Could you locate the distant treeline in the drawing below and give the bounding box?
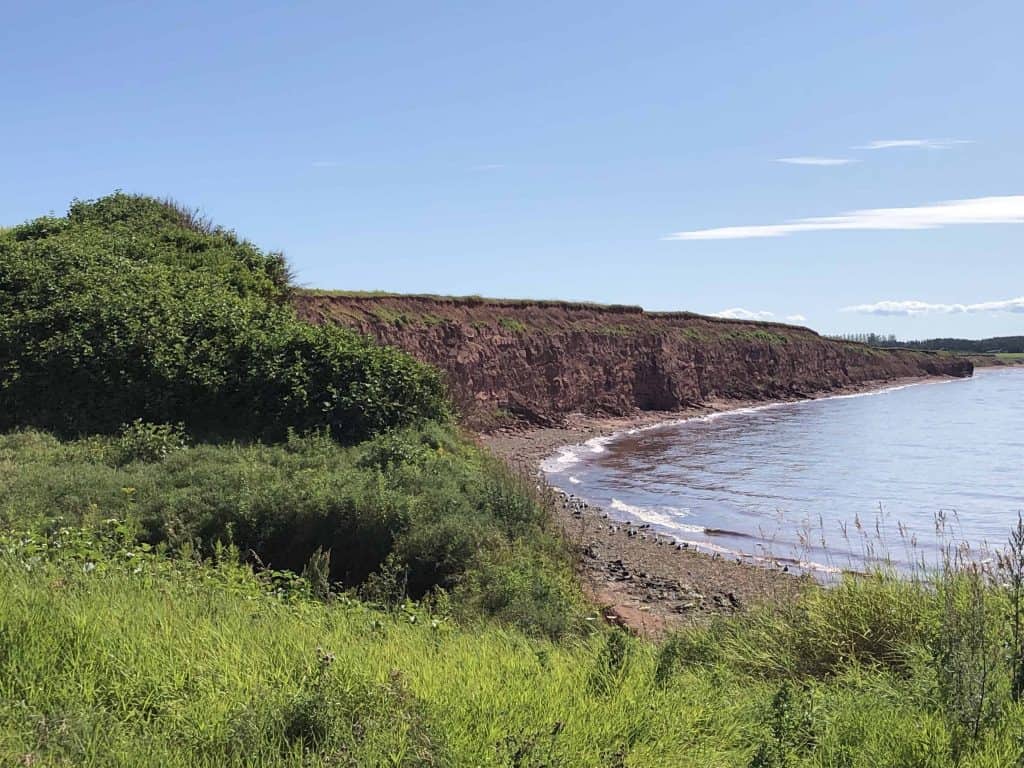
[831,333,1024,353]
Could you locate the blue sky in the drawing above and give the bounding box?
[3,1,1022,338]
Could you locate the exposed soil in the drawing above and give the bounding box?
[296,291,972,429]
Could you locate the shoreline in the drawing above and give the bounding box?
[482,374,964,637]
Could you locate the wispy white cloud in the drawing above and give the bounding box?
[712,308,776,321]
[854,138,973,150]
[666,195,1024,241]
[843,297,1024,316]
[472,163,505,171]
[785,314,808,324]
[775,156,857,166]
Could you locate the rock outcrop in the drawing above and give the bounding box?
[295,292,974,427]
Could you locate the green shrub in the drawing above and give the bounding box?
[933,564,1010,758]
[114,419,187,465]
[654,627,723,686]
[498,317,527,333]
[747,682,820,768]
[0,193,448,442]
[455,541,585,638]
[589,630,634,695]
[0,426,584,636]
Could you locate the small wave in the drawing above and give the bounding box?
[672,538,738,556]
[761,553,845,576]
[671,542,844,575]
[539,434,614,473]
[603,501,847,576]
[609,498,704,533]
[540,376,962,473]
[703,526,755,539]
[602,499,847,576]
[541,377,964,474]
[796,559,844,575]
[609,498,650,516]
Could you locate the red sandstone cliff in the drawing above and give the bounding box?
[295,292,974,427]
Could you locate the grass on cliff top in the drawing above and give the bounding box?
[299,289,834,344]
[300,288,645,314]
[6,524,1024,766]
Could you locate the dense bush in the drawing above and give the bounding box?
[0,425,584,637]
[0,193,447,441]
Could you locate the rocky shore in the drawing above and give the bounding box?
[549,488,807,637]
[482,377,958,637]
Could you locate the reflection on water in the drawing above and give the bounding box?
[543,369,1024,574]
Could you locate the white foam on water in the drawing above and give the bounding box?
[797,559,844,575]
[599,497,853,576]
[542,377,961,475]
[609,498,704,533]
[541,376,970,578]
[665,539,844,576]
[539,433,615,472]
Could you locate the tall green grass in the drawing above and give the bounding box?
[0,425,585,638]
[4,529,1024,766]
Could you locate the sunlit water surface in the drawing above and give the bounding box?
[543,369,1024,574]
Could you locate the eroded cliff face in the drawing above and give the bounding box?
[295,293,973,427]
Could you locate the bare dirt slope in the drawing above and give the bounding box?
[296,292,972,428]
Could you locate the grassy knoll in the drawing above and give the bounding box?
[0,194,446,441]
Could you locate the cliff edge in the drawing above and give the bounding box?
[295,292,974,428]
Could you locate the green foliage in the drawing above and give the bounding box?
[729,329,789,345]
[653,627,722,685]
[301,547,333,600]
[589,630,634,695]
[0,193,447,442]
[498,317,527,333]
[0,426,585,637]
[113,419,187,465]
[732,574,932,678]
[455,540,584,639]
[369,306,412,326]
[418,313,444,327]
[747,682,820,768]
[678,327,712,342]
[835,333,1024,354]
[593,322,635,337]
[934,566,1007,758]
[7,539,1024,766]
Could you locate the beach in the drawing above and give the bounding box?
[482,376,950,636]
